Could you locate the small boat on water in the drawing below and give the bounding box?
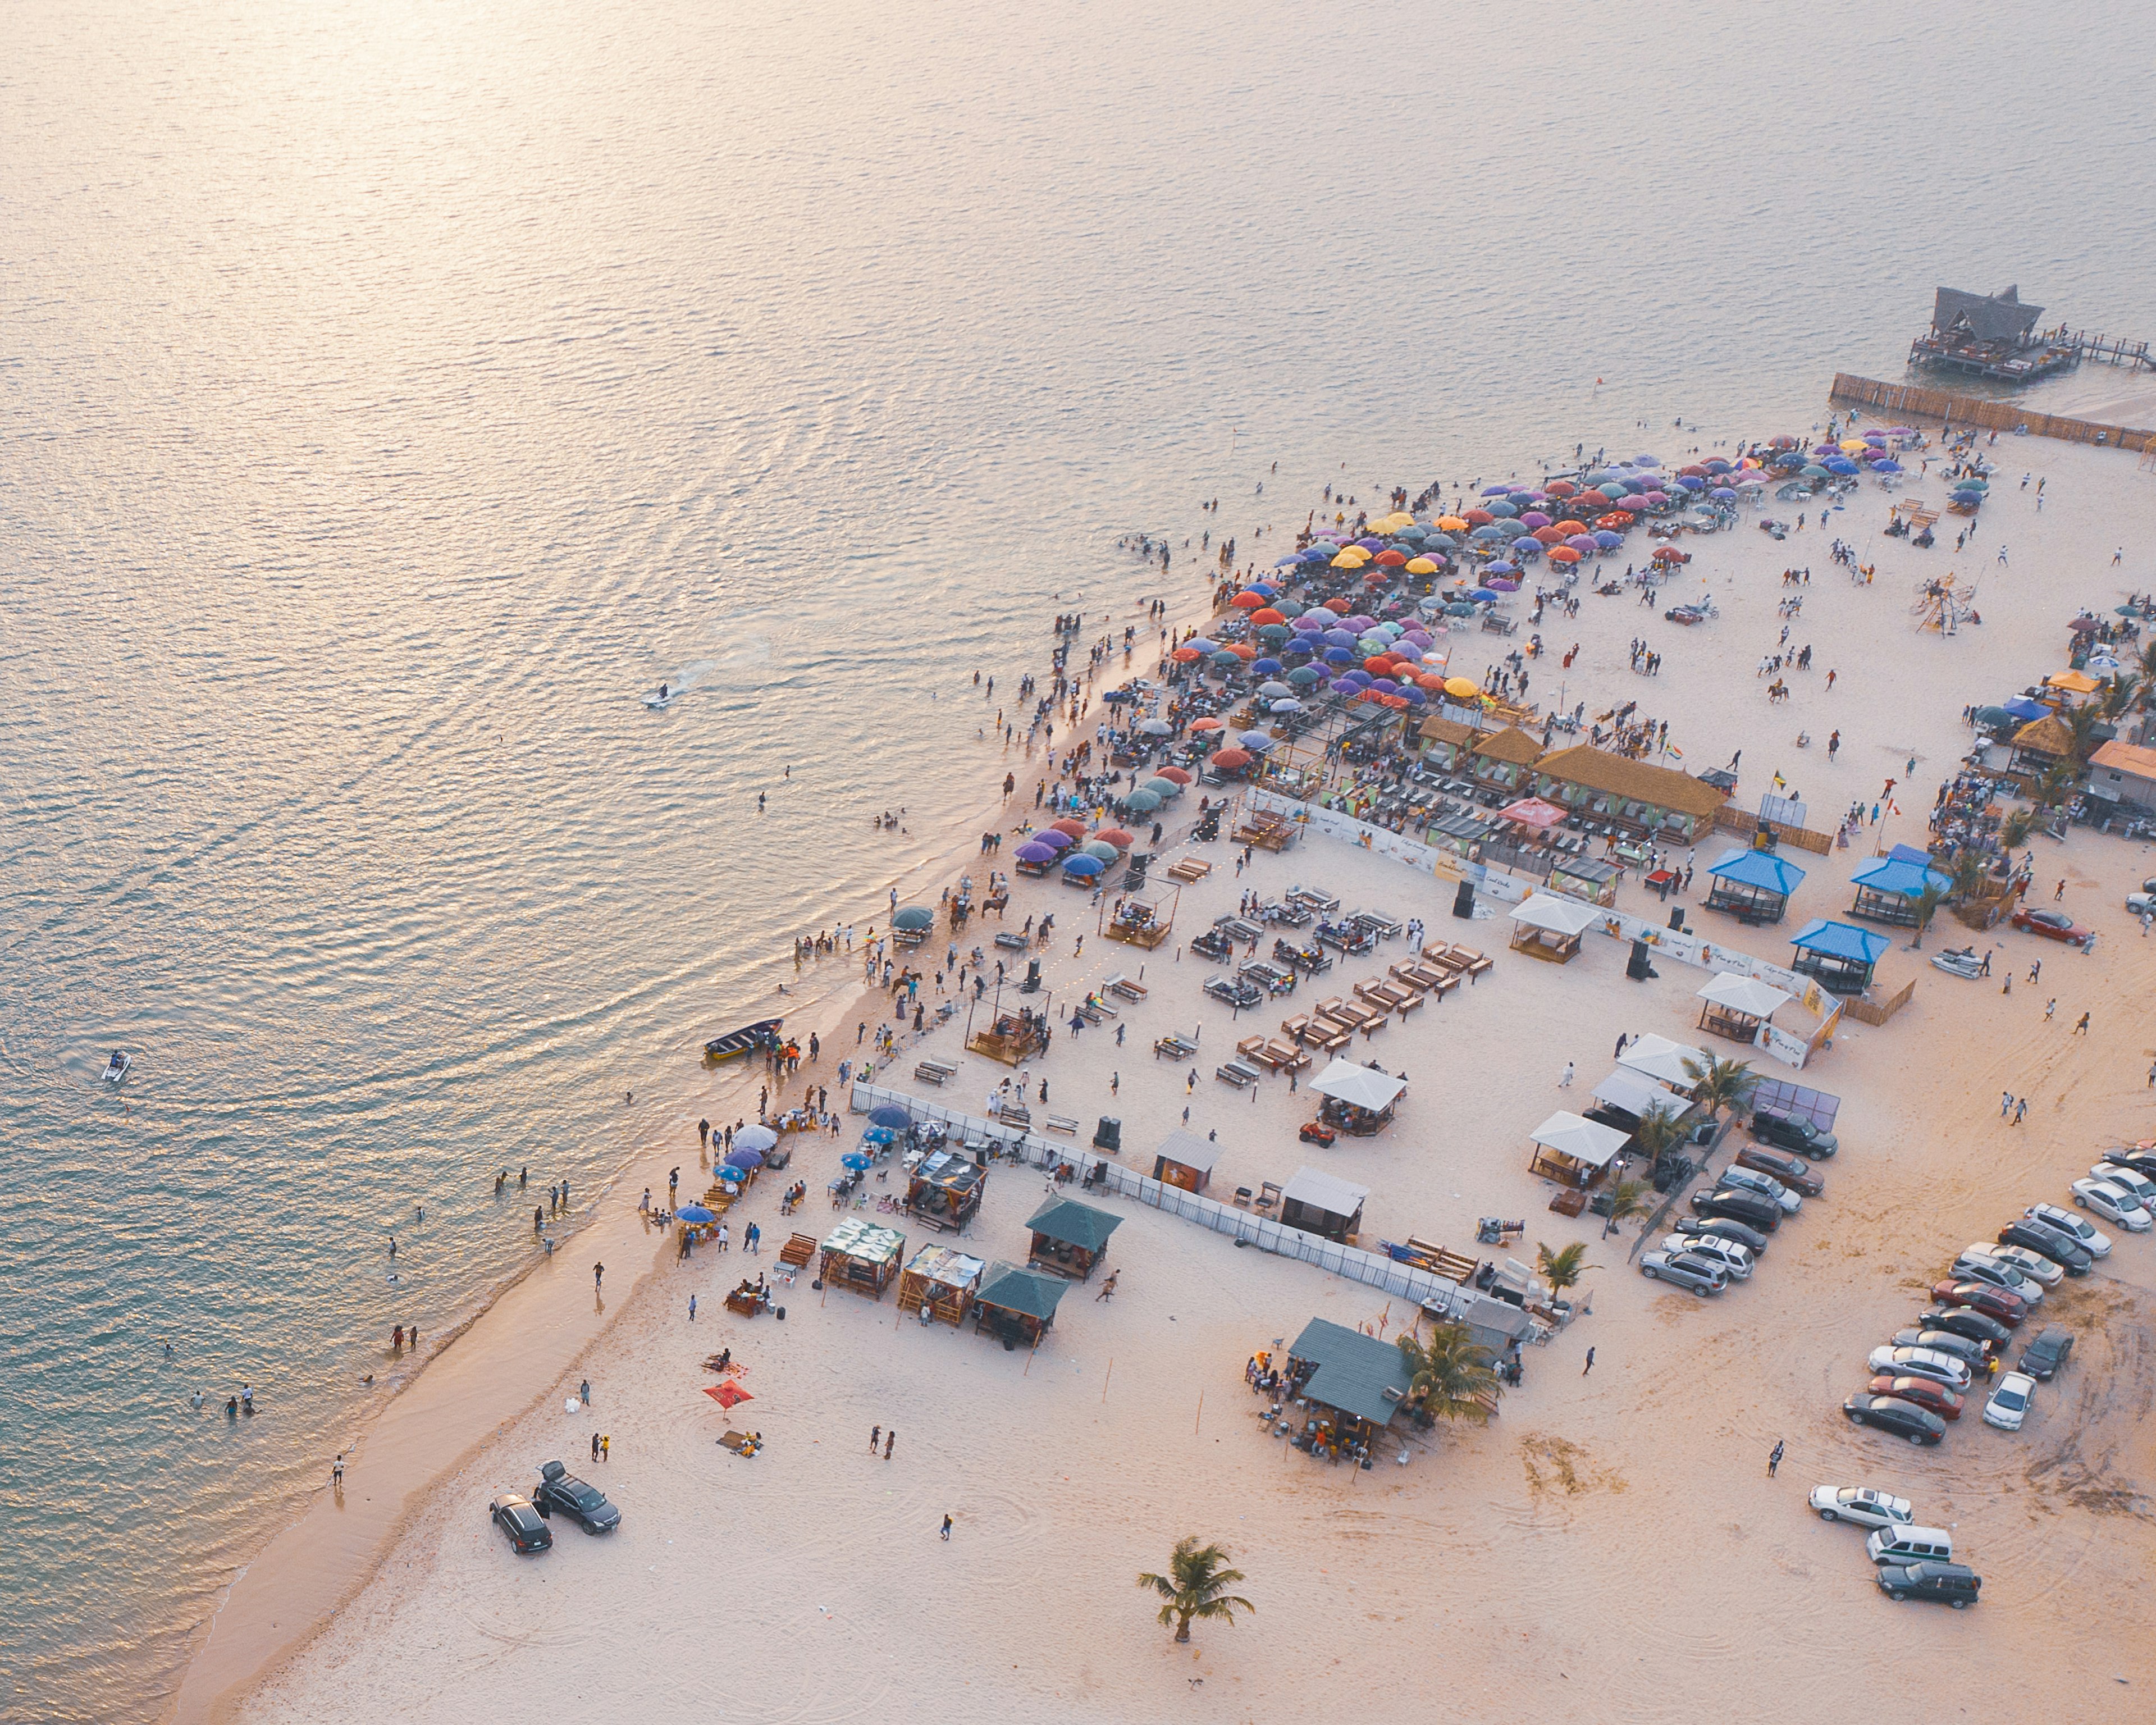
[104,1049,132,1085]
[643,683,683,710]
[703,1017,783,1062]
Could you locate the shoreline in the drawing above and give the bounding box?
[168,588,1214,1724]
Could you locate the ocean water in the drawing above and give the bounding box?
[2,1,2152,1715]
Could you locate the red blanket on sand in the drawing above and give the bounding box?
[702,1383,753,1409]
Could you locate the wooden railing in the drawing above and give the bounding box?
[1830,373,2156,453]
[1844,976,1917,1025]
[1712,803,1834,854]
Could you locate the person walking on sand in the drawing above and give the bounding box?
[2029,959,2041,984]
[1768,1439,1784,1478]
[1582,1347,1596,1376]
[592,1431,602,1462]
[2074,1011,2091,1036]
[1999,1091,2012,1117]
[885,1430,896,1460]
[1095,1270,1120,1302]
[333,1453,345,1486]
[2045,998,2057,1021]
[688,1293,698,1320]
[2012,1098,2027,1125]
[870,1425,881,1454]
[1559,1060,1575,1088]
[593,1262,605,1292]
[940,1513,953,1541]
[1614,1032,1628,1058]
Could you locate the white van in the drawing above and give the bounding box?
[1867,1525,1954,1566]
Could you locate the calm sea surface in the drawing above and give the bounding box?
[2,2,2151,1715]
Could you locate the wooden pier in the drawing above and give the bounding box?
[1829,373,2156,455]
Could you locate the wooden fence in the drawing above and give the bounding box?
[1713,803,1835,854]
[1844,976,1917,1025]
[1829,373,2156,453]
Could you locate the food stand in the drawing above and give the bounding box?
[891,905,936,948]
[1151,1129,1221,1193]
[1703,848,1805,924]
[1279,1167,1369,1245]
[1282,1316,1409,1463]
[972,1261,1069,1348]
[905,1147,985,1233]
[1526,1111,1629,1190]
[818,1217,906,1299]
[1508,892,1602,962]
[1695,972,1792,1044]
[896,1244,985,1326]
[1307,1057,1407,1137]
[1026,1195,1122,1280]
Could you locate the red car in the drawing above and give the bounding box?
[2011,906,2091,946]
[1867,1375,1965,1421]
[1930,1279,2029,1326]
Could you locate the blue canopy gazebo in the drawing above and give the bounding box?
[1848,855,1953,927]
[1789,919,1891,994]
[1703,848,1807,924]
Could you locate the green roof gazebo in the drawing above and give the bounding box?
[972,1260,1069,1348]
[1025,1195,1122,1281]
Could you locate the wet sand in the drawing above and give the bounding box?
[204,430,2156,1720]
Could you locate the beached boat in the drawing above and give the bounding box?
[702,1017,782,1062]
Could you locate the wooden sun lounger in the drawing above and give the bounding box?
[779,1233,818,1267]
[1450,946,1494,978]
[1166,857,1212,883]
[1264,1038,1311,1071]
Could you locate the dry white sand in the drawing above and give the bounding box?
[205,431,2156,1723]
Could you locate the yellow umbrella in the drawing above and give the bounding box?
[1331,551,1365,568]
[1405,556,1437,574]
[1437,515,1468,531]
[1444,676,1480,699]
[1838,439,1869,454]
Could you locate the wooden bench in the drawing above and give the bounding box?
[1279,1013,1311,1042]
[1154,1033,1199,1059]
[1166,857,1212,883]
[1106,974,1149,1002]
[1236,1034,1272,1065]
[1451,946,1494,978]
[1044,1114,1080,1135]
[780,1233,818,1267]
[915,1060,957,1085]
[1264,1038,1311,1072]
[1215,1060,1262,1088]
[1304,1017,1354,1051]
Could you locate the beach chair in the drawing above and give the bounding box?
[1233,1186,1253,1210]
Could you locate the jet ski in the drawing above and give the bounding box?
[643,683,680,710]
[104,1049,133,1084]
[1929,947,1984,980]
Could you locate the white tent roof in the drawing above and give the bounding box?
[1588,1066,1668,1119]
[1308,1058,1407,1112]
[1618,1032,1711,1093]
[1696,971,1792,1019]
[1509,892,1603,937]
[1528,1111,1630,1169]
[1281,1166,1371,1219]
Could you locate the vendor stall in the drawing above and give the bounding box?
[1618,1032,1712,1100]
[891,905,936,948]
[1508,891,1602,962]
[819,1217,906,1299]
[1789,918,1890,995]
[1152,1129,1221,1193]
[1026,1195,1122,1280]
[896,1243,985,1326]
[1527,1111,1629,1189]
[1694,972,1793,1044]
[1848,854,1952,927]
[905,1147,985,1233]
[1282,1316,1409,1462]
[1308,1057,1408,1136]
[1703,848,1805,924]
[1102,890,1176,948]
[1549,854,1621,907]
[1280,1166,1369,1244]
[972,1261,1069,1347]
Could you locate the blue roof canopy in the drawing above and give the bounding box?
[1851,856,1952,898]
[1790,919,1891,962]
[1707,848,1807,895]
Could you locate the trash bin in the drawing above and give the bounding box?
[1093,1115,1121,1153]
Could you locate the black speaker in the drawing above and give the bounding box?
[1020,958,1042,993]
[1093,1115,1122,1153]
[1669,906,1685,931]
[1626,938,1655,980]
[1452,880,1476,919]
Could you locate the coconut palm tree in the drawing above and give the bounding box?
[1137,1539,1254,1643]
[1396,1322,1502,1423]
[1630,1099,1692,1179]
[1908,882,1948,949]
[1536,1240,1594,1295]
[1600,1176,1650,1238]
[2032,761,2079,810]
[1948,848,1990,904]
[2062,702,2108,765]
[1680,1053,1759,1125]
[2140,638,2156,683]
[2000,806,2035,849]
[2100,674,2142,721]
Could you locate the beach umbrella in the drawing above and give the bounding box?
[1095,827,1135,848]
[1392,642,1423,663]
[2002,696,2048,720]
[1190,716,1226,732]
[730,1124,779,1154]
[1269,696,1303,714]
[1370,677,1400,696]
[1871,459,1903,473]
[1565,534,1597,553]
[1470,524,1508,542]
[677,1204,717,1224]
[1426,533,1461,551]
[1444,602,1476,617]
[1136,716,1173,736]
[1033,828,1073,851]
[892,905,935,932]
[1080,841,1120,863]
[866,1106,910,1130]
[1120,791,1161,814]
[1354,537,1385,552]
[1251,655,1285,674]
[1467,587,1499,602]
[1258,679,1292,698]
[1969,706,2015,729]
[841,1152,874,1171]
[1015,841,1058,863]
[1152,765,1192,784]
[1437,516,1469,531]
[1375,548,1408,565]
[1824,459,1857,476]
[724,1146,764,1170]
[1061,853,1107,877]
[1443,676,1481,699]
[1171,646,1203,664]
[1330,551,1365,568]
[1142,777,1184,798]
[1510,538,1541,559]
[1711,486,1738,499]
[1209,651,1241,672]
[1405,555,1438,574]
[1495,520,1529,539]
[1544,480,1577,498]
[1484,501,1518,518]
[1286,665,1321,686]
[1479,484,1511,496]
[1273,554,1303,568]
[1209,747,1253,771]
[1490,577,1520,592]
[1231,591,1266,609]
[1519,510,1552,528]
[1049,818,1087,837]
[1549,546,1581,564]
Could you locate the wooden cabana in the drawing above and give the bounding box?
[1283,1317,1410,1461]
[2007,713,2072,776]
[1508,891,1601,962]
[1526,1111,1629,1190]
[818,1217,906,1299]
[906,1147,985,1233]
[972,1260,1069,1348]
[1026,1195,1122,1280]
[1280,1166,1369,1244]
[1848,854,1952,927]
[1308,1057,1407,1137]
[1103,891,1175,947]
[1703,848,1805,925]
[1790,918,1891,996]
[967,1005,1052,1065]
[1696,972,1792,1044]
[896,1244,985,1326]
[1152,1129,1221,1193]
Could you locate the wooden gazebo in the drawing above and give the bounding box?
[896,1244,985,1326]
[972,1261,1070,1348]
[1703,848,1805,925]
[1848,854,1952,927]
[1790,919,1891,996]
[906,1148,985,1233]
[1026,1195,1122,1281]
[819,1217,906,1299]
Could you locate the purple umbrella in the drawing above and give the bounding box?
[1033,828,1073,851]
[1015,841,1058,864]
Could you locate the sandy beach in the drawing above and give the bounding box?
[197,426,2156,1722]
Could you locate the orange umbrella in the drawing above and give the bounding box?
[1374,548,1407,566]
[1231,591,1266,609]
[1190,717,1225,732]
[1049,818,1088,838]
[1554,519,1587,536]
[1437,515,1469,531]
[1250,607,1285,627]
[1548,546,1582,564]
[1152,765,1193,784]
[1171,646,1203,662]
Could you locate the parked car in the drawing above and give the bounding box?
[1890,1329,1996,1373]
[1843,1394,1946,1446]
[2022,1202,2109,1258]
[531,1461,622,1534]
[2091,1163,2156,1215]
[1807,1484,1913,1528]
[1662,1233,1753,1279]
[2011,906,2091,946]
[2130,890,2155,917]
[489,1493,552,1555]
[1674,1215,1769,1254]
[1866,1346,1972,1391]
[1948,1249,2044,1303]
[2097,1146,2156,1183]
[1976,1242,2063,1286]
[1995,1222,2092,1277]
[1917,1307,2014,1348]
[1638,1251,1726,1296]
[1718,1165,1802,1212]
[1735,1146,1824,1195]
[1983,1371,2038,1432]
[2070,1178,2151,1230]
[1690,1187,1782,1232]
[1867,1375,1965,1420]
[1751,1108,1838,1157]
[1876,1561,1980,1606]
[1927,1281,2028,1326]
[2018,1327,2075,1381]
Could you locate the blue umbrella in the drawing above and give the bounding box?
[1239,730,1276,750]
[1486,500,1518,517]
[1480,483,1512,496]
[841,1152,874,1171]
[1593,530,1623,548]
[1469,587,1500,602]
[724,1146,763,1169]
[869,1104,910,1129]
[1323,646,1354,665]
[1510,538,1541,559]
[1252,658,1283,677]
[1871,459,1903,473]
[1824,458,1857,475]
[677,1204,716,1224]
[1273,554,1303,568]
[862,1125,896,1144]
[1062,853,1106,876]
[1444,601,1476,617]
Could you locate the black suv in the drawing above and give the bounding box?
[2020,1326,2075,1381]
[532,1461,622,1534]
[1876,1561,1980,1607]
[1689,1186,1782,1232]
[1995,1221,2092,1277]
[490,1493,552,1554]
[1750,1108,1837,1158]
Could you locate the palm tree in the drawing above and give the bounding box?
[2062,702,2107,765]
[2100,674,2142,721]
[1600,1176,1650,1238]
[1395,1322,1502,1423]
[2141,638,2156,683]
[1537,1240,1594,1294]
[2032,761,2078,810]
[1680,1053,1759,1125]
[1948,848,1990,904]
[1630,1099,1692,1178]
[1137,1538,1255,1643]
[2000,806,2035,849]
[1908,882,1947,949]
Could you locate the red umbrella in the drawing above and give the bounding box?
[1533,525,1566,545]
[1153,765,1193,784]
[1209,747,1253,770]
[1172,646,1203,662]
[1231,591,1266,609]
[1227,642,1256,660]
[1250,607,1285,626]
[1093,828,1135,849]
[1374,548,1408,566]
[1322,597,1352,614]
[1463,508,1495,526]
[1554,519,1587,536]
[1549,546,1581,564]
[1498,797,1568,829]
[1545,479,1578,498]
[1190,717,1225,732]
[1049,818,1088,838]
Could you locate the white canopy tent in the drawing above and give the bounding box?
[1509,893,1603,937]
[1588,1066,1669,1120]
[1308,1058,1408,1112]
[1695,972,1792,1019]
[1618,1032,1711,1095]
[1527,1111,1630,1170]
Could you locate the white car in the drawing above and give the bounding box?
[1662,1233,1753,1279]
[1983,1371,2037,1431]
[1867,1345,1974,1391]
[2071,1178,2152,1230]
[2129,891,2155,917]
[2092,1163,2156,1215]
[2025,1203,2109,1257]
[1808,1485,1914,1528]
[1950,1248,2045,1303]
[1718,1166,1802,1213]
[1983,1243,2064,1287]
